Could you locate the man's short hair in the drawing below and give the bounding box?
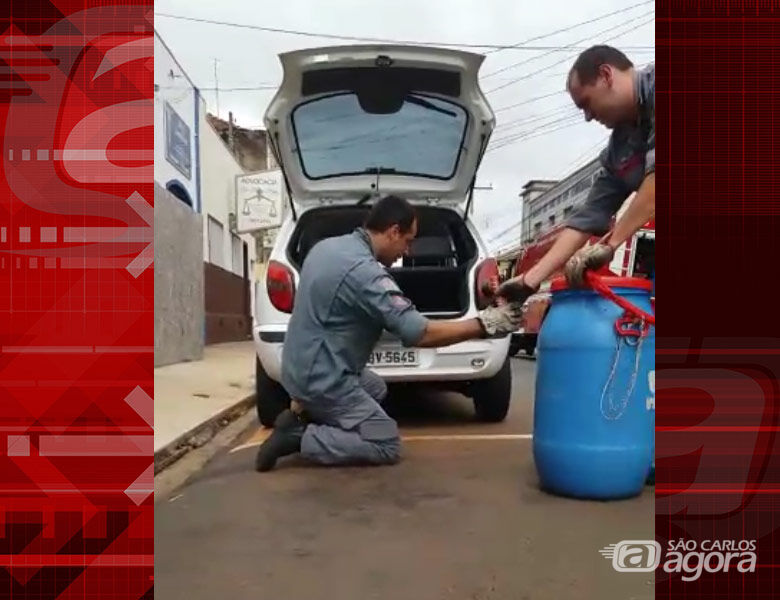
[364,195,417,234]
[568,45,634,87]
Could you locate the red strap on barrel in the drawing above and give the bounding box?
[584,272,656,326]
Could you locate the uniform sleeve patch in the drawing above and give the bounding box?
[391,295,411,309]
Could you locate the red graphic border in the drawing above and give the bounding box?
[0,2,153,598]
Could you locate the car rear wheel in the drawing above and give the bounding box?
[255,356,291,427]
[471,357,512,422]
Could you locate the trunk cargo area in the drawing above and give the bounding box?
[288,205,478,317]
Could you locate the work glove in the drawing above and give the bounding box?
[490,274,538,305]
[478,302,525,337]
[564,243,615,288]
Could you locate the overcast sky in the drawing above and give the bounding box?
[154,0,654,250]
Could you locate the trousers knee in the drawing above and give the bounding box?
[361,371,388,403]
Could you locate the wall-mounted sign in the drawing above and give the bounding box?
[164,101,192,180]
[234,170,285,232]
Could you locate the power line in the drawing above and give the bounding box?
[487,118,590,153]
[494,112,584,141]
[498,119,588,147]
[485,12,655,90]
[492,113,581,144]
[485,134,609,245]
[486,221,524,245]
[489,115,583,148]
[157,60,651,94]
[484,0,654,55]
[487,17,655,94]
[483,9,653,80]
[554,133,610,178]
[489,59,653,113]
[496,104,577,132]
[492,91,564,113]
[154,12,655,51]
[486,16,654,95]
[532,56,654,82]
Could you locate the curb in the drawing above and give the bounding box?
[154,394,256,474]
[154,409,258,503]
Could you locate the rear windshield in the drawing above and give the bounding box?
[291,92,469,181]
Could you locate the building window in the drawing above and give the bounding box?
[533,222,542,235]
[207,216,224,268]
[549,215,556,226]
[166,180,192,208]
[563,206,574,217]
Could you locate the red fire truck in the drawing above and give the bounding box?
[508,216,655,357]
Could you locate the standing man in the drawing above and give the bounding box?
[255,195,524,472]
[497,45,655,302]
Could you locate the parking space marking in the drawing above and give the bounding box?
[230,430,532,454]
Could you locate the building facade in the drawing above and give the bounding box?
[520,158,601,246]
[154,31,201,212]
[155,30,270,352]
[199,112,264,344]
[153,31,204,366]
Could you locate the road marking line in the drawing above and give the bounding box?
[231,428,272,453]
[230,431,532,453]
[404,433,533,441]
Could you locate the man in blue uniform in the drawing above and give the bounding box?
[496,45,655,301]
[255,195,524,471]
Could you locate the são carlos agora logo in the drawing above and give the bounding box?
[600,539,757,582]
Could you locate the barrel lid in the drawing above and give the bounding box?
[550,275,653,292]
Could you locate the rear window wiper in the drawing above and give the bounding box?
[405,94,458,118]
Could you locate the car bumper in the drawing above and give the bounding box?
[253,326,510,384]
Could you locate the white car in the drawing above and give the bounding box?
[253,44,511,426]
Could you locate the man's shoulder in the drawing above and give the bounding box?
[638,63,654,108]
[306,232,377,282]
[640,62,655,84]
[312,231,352,251]
[347,254,387,284]
[308,232,360,262]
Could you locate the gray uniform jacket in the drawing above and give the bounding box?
[567,63,655,235]
[281,228,428,408]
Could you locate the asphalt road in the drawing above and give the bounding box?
[155,357,654,600]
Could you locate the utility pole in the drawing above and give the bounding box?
[213,58,220,118]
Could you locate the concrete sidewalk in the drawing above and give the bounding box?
[154,341,256,468]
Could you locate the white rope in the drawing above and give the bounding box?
[600,321,645,421]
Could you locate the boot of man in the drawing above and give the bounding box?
[254,408,307,472]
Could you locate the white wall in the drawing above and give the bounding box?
[199,110,259,318]
[154,32,199,211]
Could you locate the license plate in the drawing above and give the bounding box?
[367,349,419,367]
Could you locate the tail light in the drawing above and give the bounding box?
[474,258,499,310]
[266,260,296,313]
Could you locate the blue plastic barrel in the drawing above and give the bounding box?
[533,276,655,499]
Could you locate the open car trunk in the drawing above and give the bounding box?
[287,206,478,317]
